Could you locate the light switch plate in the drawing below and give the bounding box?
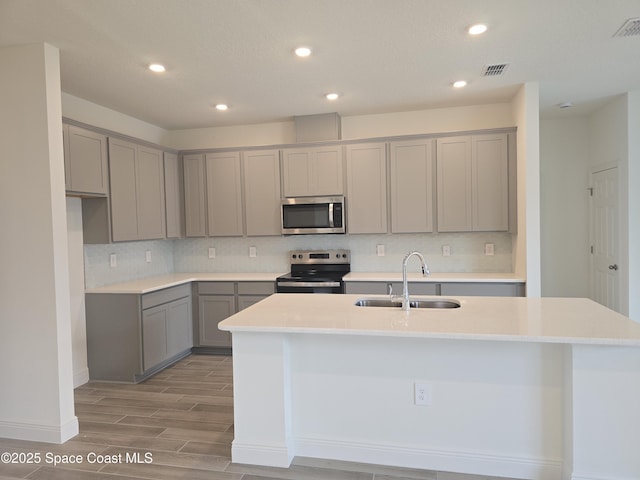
[249,246,257,258]
[208,247,216,259]
[109,254,117,268]
[442,245,451,257]
[145,250,152,263]
[376,244,385,256]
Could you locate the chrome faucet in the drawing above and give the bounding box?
[402,251,430,311]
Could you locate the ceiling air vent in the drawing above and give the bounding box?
[613,18,640,37]
[481,63,509,77]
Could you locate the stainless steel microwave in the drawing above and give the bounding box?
[281,196,346,235]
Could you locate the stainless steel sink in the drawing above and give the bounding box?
[354,298,460,309]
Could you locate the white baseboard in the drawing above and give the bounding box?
[0,416,79,444]
[231,440,294,468]
[73,367,90,388]
[294,436,563,480]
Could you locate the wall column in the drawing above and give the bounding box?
[0,43,78,442]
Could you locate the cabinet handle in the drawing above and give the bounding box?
[609,264,618,271]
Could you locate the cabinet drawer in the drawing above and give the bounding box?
[237,281,275,296]
[345,281,437,296]
[198,282,235,295]
[142,284,191,310]
[439,282,524,297]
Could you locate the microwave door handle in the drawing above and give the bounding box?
[329,202,335,228]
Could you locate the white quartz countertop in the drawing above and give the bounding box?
[85,273,284,294]
[85,272,523,294]
[343,272,525,283]
[218,293,640,346]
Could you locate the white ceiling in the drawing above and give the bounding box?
[1,0,639,130]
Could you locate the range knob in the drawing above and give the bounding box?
[342,254,347,258]
[336,253,340,258]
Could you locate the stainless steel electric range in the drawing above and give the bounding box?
[276,249,351,294]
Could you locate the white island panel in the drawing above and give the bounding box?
[221,294,640,479]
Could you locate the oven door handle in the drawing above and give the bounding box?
[277,281,341,288]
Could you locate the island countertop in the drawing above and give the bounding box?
[218,293,640,346]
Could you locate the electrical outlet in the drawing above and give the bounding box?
[208,247,216,259]
[414,382,433,406]
[145,250,152,263]
[376,244,385,256]
[442,245,451,257]
[249,246,257,258]
[109,254,117,268]
[484,243,495,256]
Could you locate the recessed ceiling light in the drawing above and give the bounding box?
[325,93,339,100]
[468,24,488,35]
[453,80,467,88]
[148,63,166,73]
[215,104,228,111]
[295,47,312,57]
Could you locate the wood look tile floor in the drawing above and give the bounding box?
[0,355,512,480]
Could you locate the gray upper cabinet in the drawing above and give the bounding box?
[183,153,207,237]
[345,142,387,234]
[164,152,183,238]
[206,152,243,236]
[282,145,343,197]
[109,138,166,241]
[63,124,109,196]
[390,139,435,233]
[436,133,509,232]
[243,149,281,236]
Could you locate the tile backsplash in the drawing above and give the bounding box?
[84,233,513,288]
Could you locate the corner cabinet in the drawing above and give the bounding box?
[183,153,207,237]
[85,284,192,383]
[282,145,343,197]
[345,142,388,234]
[63,124,109,196]
[436,133,510,232]
[109,138,166,241]
[193,281,274,352]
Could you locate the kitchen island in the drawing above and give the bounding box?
[219,294,640,480]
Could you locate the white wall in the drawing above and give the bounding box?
[539,117,590,297]
[0,43,77,443]
[511,83,541,296]
[66,198,89,387]
[626,91,640,321]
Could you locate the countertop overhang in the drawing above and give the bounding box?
[218,293,640,346]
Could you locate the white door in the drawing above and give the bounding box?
[590,166,619,311]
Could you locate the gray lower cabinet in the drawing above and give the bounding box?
[85,284,192,382]
[194,281,274,351]
[345,281,524,297]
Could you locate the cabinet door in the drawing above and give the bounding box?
[206,152,243,236]
[282,148,312,197]
[164,152,183,238]
[282,146,343,196]
[65,125,109,195]
[183,154,207,237]
[345,143,387,234]
[166,297,192,357]
[243,149,282,236]
[198,295,235,347]
[313,146,343,195]
[436,136,472,232]
[390,139,434,233]
[109,138,139,241]
[136,146,166,240]
[238,295,269,311]
[142,305,168,371]
[472,134,509,231]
